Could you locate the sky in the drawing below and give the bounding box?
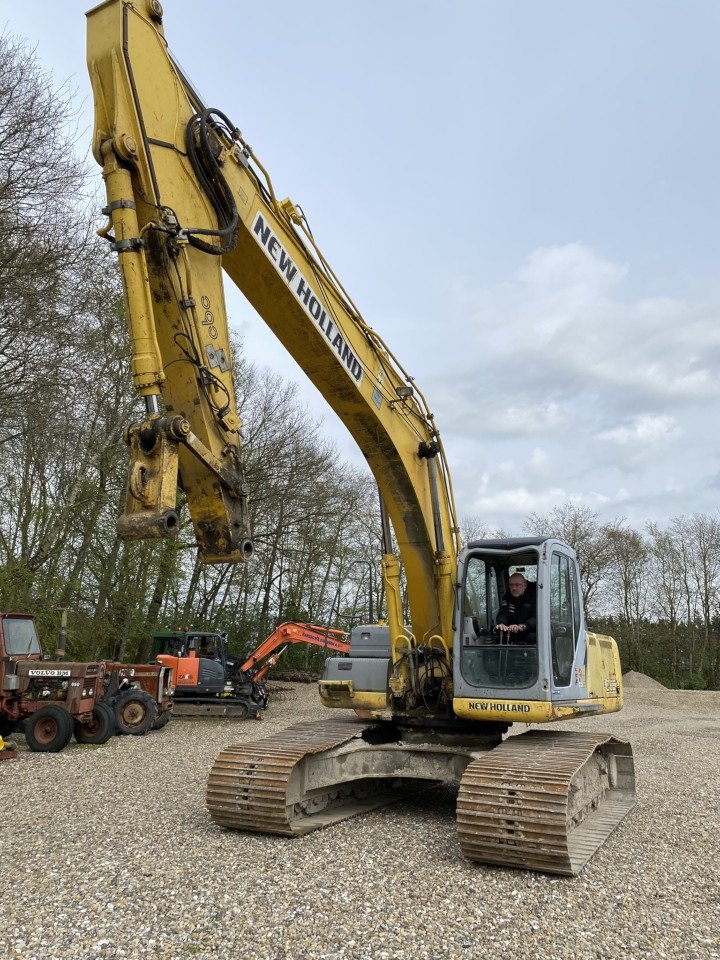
[5,1,720,533]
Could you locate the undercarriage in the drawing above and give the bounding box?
[171,695,264,720]
[206,718,635,875]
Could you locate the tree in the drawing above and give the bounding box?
[604,526,650,671]
[524,501,617,615]
[646,521,685,685]
[0,32,93,436]
[459,515,506,544]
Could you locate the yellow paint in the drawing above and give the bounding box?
[586,631,624,705]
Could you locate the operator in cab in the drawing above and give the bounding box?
[496,573,536,644]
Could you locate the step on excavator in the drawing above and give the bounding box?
[152,622,350,719]
[86,0,636,874]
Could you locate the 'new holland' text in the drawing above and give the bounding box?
[252,212,363,384]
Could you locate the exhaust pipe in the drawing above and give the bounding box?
[56,609,67,661]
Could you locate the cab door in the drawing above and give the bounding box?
[548,548,587,698]
[454,549,546,701]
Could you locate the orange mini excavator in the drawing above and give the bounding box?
[153,623,349,719]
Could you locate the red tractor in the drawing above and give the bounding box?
[103,660,174,734]
[0,613,114,752]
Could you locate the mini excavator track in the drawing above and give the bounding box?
[207,719,635,874]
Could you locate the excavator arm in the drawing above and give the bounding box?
[240,622,350,681]
[87,1,252,563]
[87,0,459,649]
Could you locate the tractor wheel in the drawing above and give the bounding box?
[24,705,74,753]
[113,689,157,736]
[151,708,172,731]
[74,702,115,745]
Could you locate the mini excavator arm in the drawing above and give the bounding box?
[240,622,350,681]
[87,0,460,647]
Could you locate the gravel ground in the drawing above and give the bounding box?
[2,684,719,960]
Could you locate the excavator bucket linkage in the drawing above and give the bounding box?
[207,719,635,874]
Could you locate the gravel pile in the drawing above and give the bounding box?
[2,683,719,960]
[622,670,667,689]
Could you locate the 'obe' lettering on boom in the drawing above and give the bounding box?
[252,212,363,385]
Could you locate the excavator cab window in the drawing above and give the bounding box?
[151,634,185,659]
[463,558,500,633]
[187,634,221,660]
[460,555,538,689]
[549,552,581,686]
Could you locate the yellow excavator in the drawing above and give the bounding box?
[86,0,635,875]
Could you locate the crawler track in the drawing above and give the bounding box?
[457,730,636,874]
[207,721,635,874]
[207,718,421,836]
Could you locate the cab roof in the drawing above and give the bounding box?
[466,536,549,551]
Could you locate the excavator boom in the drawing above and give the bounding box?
[240,622,350,677]
[86,0,457,646]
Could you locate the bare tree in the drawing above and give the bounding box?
[605,526,650,670]
[647,521,685,684]
[0,32,94,435]
[459,515,506,544]
[524,501,618,614]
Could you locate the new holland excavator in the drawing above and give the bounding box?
[86,0,636,875]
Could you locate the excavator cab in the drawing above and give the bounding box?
[453,537,623,723]
[462,553,538,688]
[154,630,229,695]
[322,536,623,725]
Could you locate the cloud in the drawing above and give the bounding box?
[516,242,628,296]
[422,241,720,531]
[470,485,570,519]
[596,413,680,447]
[445,244,720,408]
[468,484,631,522]
[594,414,682,469]
[462,447,594,521]
[430,386,572,439]
[527,447,551,477]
